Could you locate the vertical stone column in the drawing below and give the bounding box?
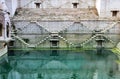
[95,35,104,54]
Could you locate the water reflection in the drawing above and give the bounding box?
[0,49,120,79]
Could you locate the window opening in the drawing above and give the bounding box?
[35,3,41,8]
[50,40,59,48]
[112,11,118,16]
[72,3,79,8]
[52,41,58,47]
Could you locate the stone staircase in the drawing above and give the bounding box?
[58,35,74,46]
[11,21,120,48]
[36,21,74,33]
[35,35,51,46]
[12,34,52,47]
[101,22,119,33]
[80,21,119,47]
[12,34,30,46]
[80,34,98,47]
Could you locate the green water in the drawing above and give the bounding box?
[0,49,120,79]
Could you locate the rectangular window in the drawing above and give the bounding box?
[50,41,59,48]
[35,3,41,8]
[111,11,118,16]
[52,41,58,46]
[72,3,79,8]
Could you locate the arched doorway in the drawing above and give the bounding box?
[0,23,2,36]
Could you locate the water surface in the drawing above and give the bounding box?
[0,49,120,79]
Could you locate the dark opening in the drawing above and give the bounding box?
[23,38,29,43]
[51,41,58,47]
[6,23,9,37]
[35,3,41,8]
[9,41,14,46]
[0,23,2,36]
[72,3,79,8]
[50,40,59,48]
[112,11,118,16]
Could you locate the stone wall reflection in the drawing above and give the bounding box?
[0,50,120,79]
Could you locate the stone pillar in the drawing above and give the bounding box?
[95,35,104,54]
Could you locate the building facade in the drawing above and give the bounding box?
[1,0,120,49]
[0,0,11,57]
